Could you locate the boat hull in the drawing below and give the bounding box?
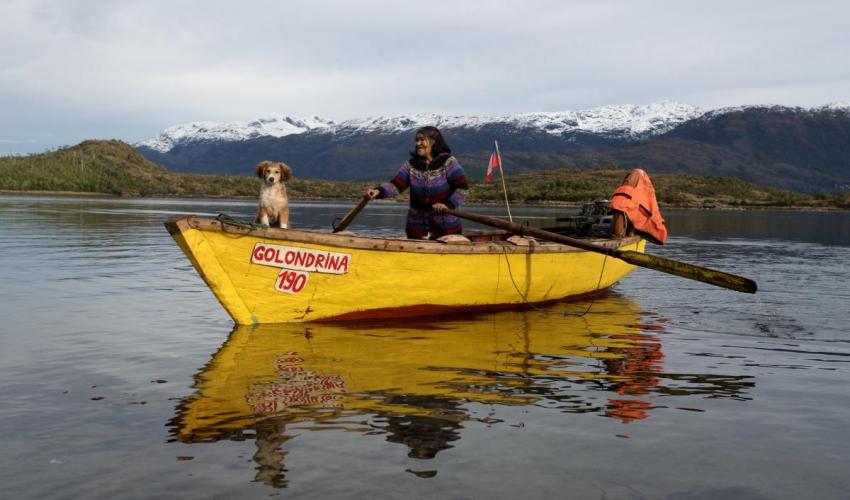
[165,216,645,324]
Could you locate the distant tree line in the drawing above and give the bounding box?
[1,140,846,209]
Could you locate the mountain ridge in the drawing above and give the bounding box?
[134,102,850,194]
[136,101,703,153]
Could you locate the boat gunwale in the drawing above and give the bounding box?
[165,215,642,255]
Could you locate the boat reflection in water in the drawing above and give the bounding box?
[169,296,753,486]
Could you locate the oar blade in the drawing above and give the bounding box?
[616,250,758,294]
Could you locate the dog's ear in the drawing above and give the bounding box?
[279,162,293,182]
[255,161,271,179]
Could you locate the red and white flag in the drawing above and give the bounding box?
[485,147,499,183]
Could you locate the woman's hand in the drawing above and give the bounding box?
[365,188,381,199]
[432,203,449,214]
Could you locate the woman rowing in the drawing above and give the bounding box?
[365,126,469,239]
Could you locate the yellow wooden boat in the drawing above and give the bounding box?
[165,215,645,324]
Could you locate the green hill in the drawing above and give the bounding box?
[1,140,847,208]
[468,169,818,207]
[0,140,368,198]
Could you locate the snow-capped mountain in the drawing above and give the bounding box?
[332,102,703,138]
[685,102,850,122]
[133,101,850,192]
[138,115,335,153]
[137,102,703,154]
[823,101,850,111]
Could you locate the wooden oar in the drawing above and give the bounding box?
[446,208,758,294]
[332,194,371,233]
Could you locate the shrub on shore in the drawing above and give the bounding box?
[1,140,841,209]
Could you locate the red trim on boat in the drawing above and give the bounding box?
[314,288,615,322]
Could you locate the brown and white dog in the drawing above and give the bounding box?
[255,160,292,228]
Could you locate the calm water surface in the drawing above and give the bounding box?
[1,195,849,499]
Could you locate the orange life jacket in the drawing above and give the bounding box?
[610,169,668,244]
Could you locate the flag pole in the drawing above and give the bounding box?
[494,140,513,222]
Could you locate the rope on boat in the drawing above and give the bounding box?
[501,247,609,318]
[215,213,256,227]
[501,247,538,310]
[215,213,270,235]
[572,253,609,318]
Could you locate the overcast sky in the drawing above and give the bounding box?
[1,0,848,154]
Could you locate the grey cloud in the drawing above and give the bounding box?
[0,0,847,153]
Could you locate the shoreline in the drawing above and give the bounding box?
[1,189,846,212]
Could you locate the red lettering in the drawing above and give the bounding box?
[275,270,309,294]
[253,401,275,414]
[304,253,316,268]
[248,390,269,401]
[292,273,306,292]
[277,365,303,373]
[254,246,350,273]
